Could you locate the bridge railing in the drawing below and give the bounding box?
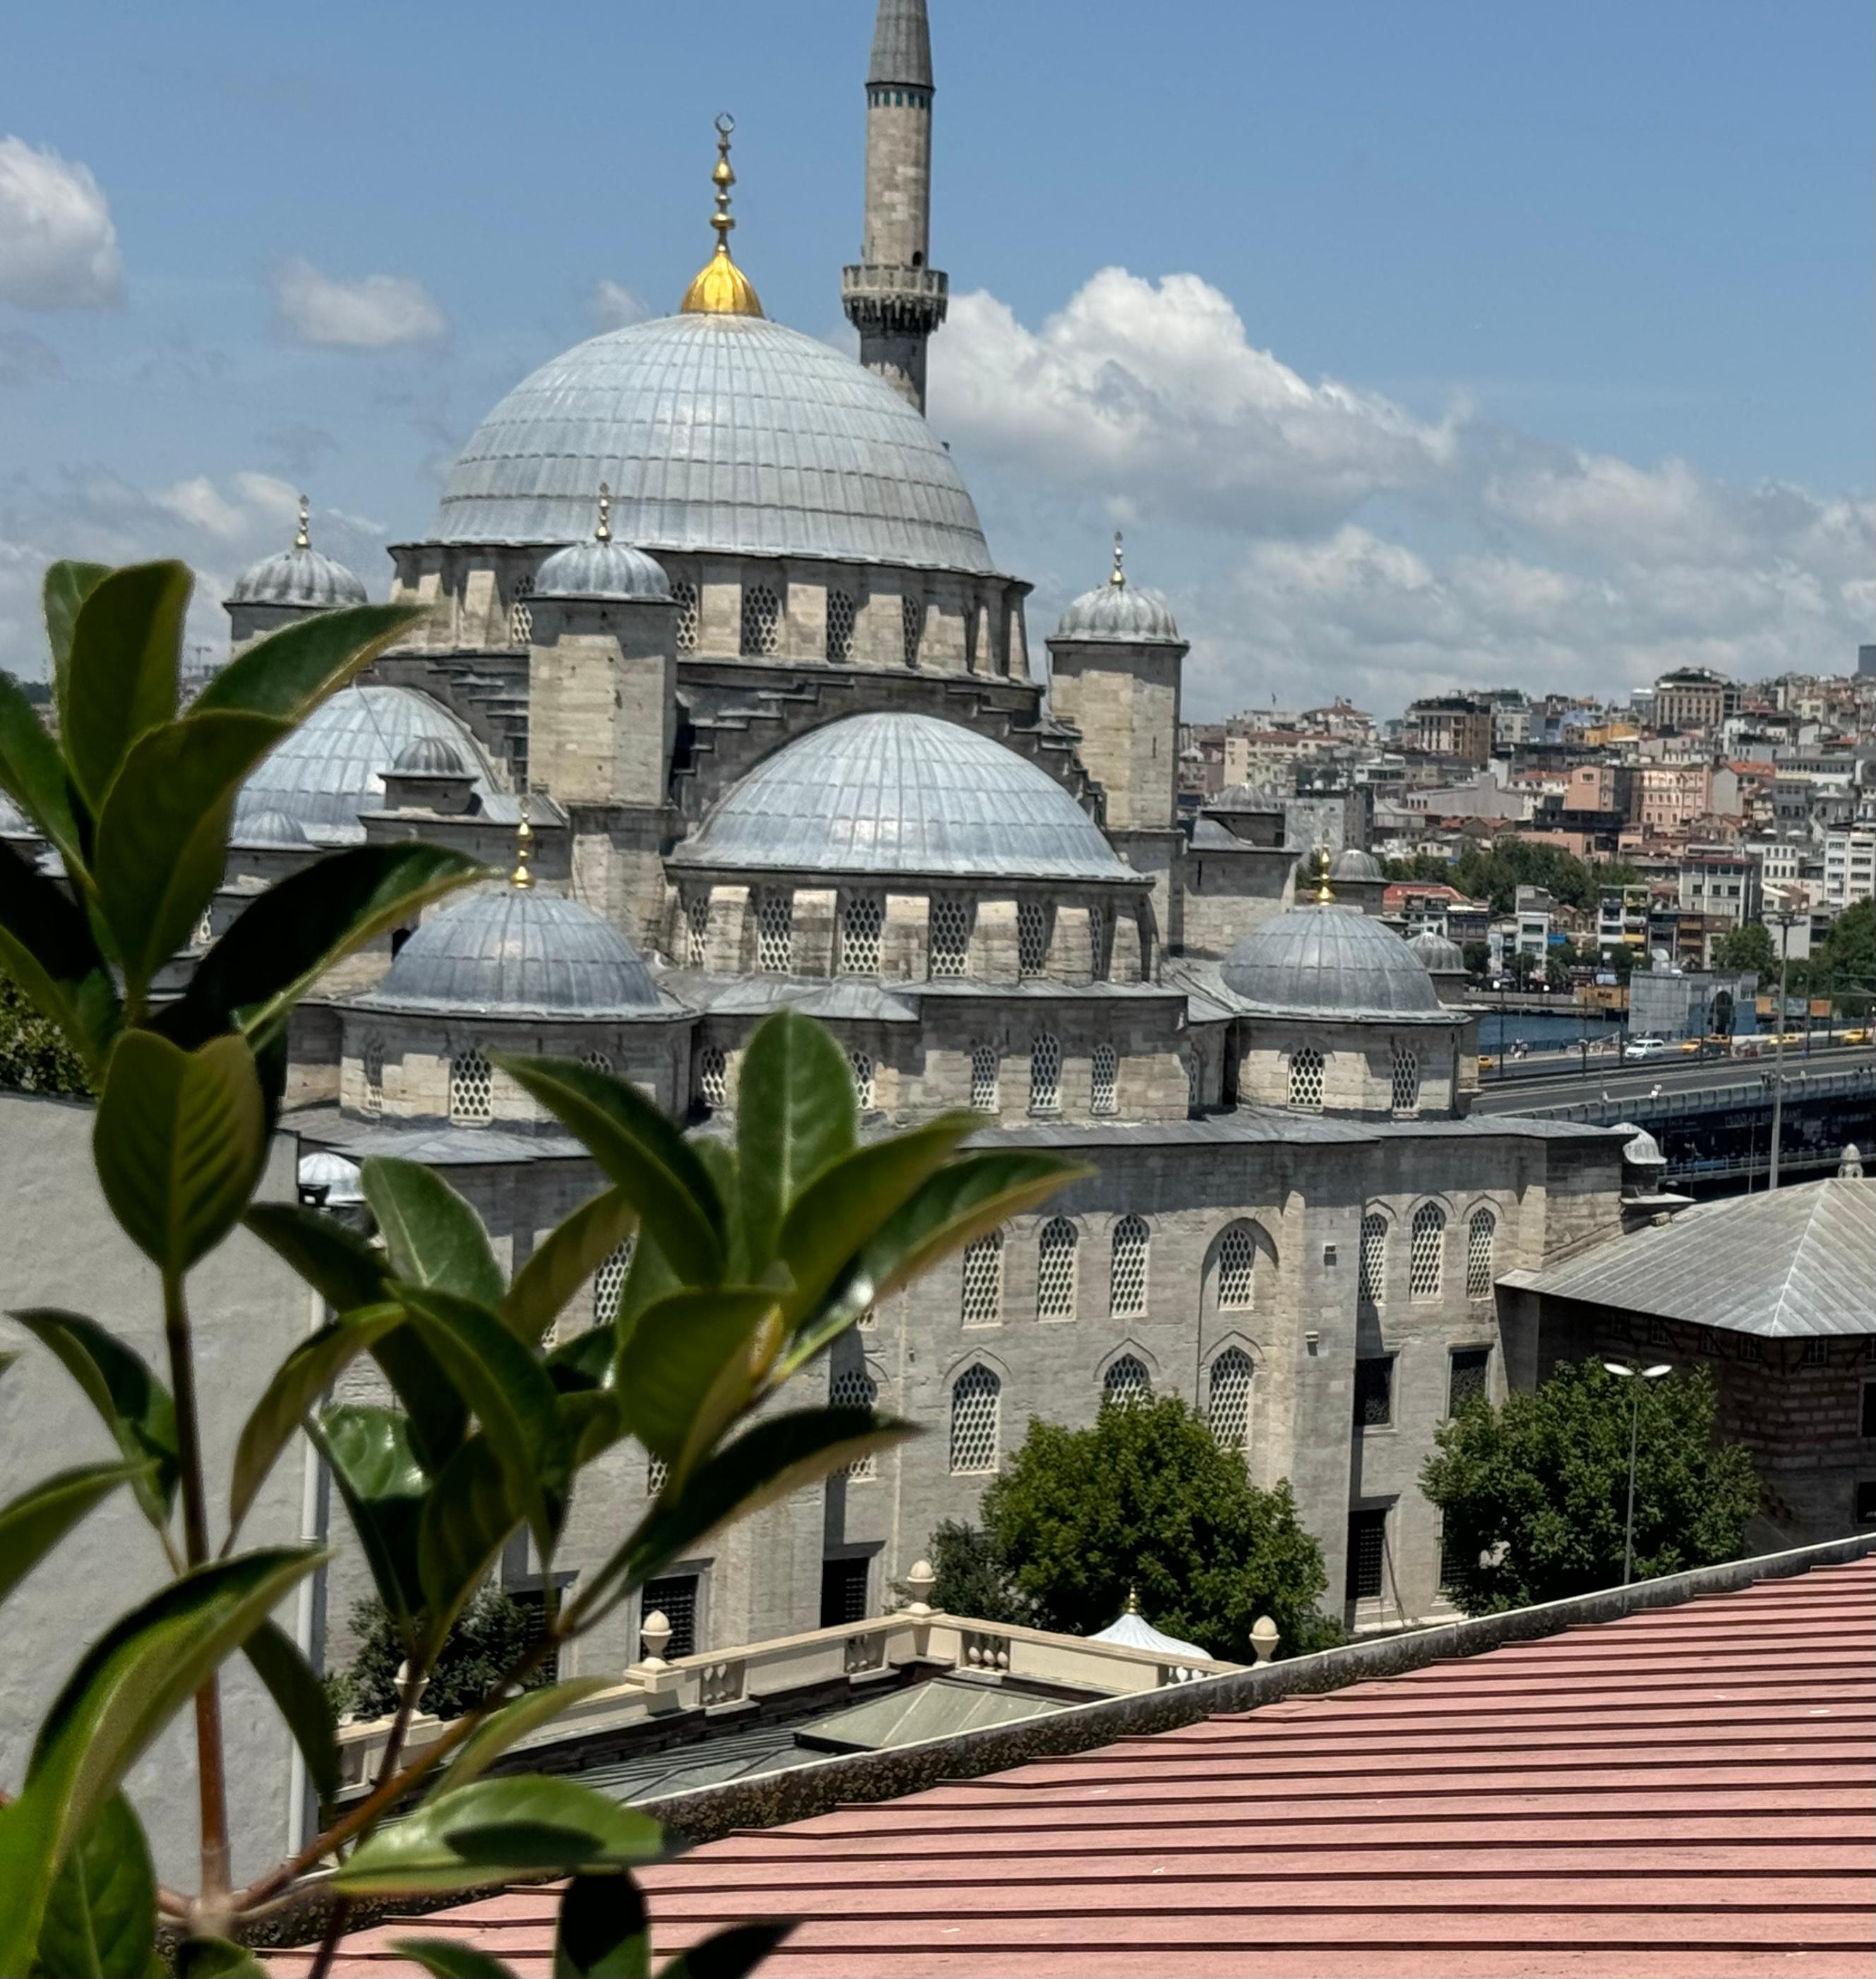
[1517,1065,1876,1125]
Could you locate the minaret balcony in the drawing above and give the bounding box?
[842,261,950,331]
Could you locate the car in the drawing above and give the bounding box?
[1623,1035,1669,1060]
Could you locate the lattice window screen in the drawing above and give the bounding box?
[1215,1225,1256,1310]
[1466,1209,1495,1299]
[1288,1045,1325,1111]
[1359,1212,1387,1305]
[928,896,971,976]
[594,1236,636,1327]
[1017,900,1049,976]
[507,574,534,646]
[1209,1349,1253,1453]
[1101,1354,1152,1409]
[1090,1044,1118,1116]
[901,592,924,666]
[1186,1054,1201,1111]
[1410,1203,1446,1301]
[829,1365,879,1477]
[756,892,794,974]
[1035,1218,1078,1320]
[1029,1034,1061,1113]
[449,1047,492,1125]
[581,1049,612,1077]
[825,589,856,662]
[683,891,711,967]
[698,1046,728,1109]
[960,1230,1003,1326]
[1391,1046,1421,1116]
[949,1365,1000,1473]
[741,582,781,656]
[672,581,700,655]
[840,894,884,974]
[1109,1215,1149,1318]
[361,1034,384,1118]
[849,1050,876,1111]
[969,1045,1000,1113]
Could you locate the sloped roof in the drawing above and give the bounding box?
[1510,1175,1874,1337]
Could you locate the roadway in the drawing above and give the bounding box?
[1470,1041,1876,1116]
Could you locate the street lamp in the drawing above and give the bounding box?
[1603,1361,1672,1586]
[1765,899,1802,1191]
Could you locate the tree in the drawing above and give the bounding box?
[342,1588,550,1722]
[1462,940,1490,980]
[1711,921,1776,983]
[1421,1360,1759,1616]
[0,558,1085,1974]
[0,967,92,1095]
[912,1519,1033,1628]
[976,1395,1340,1661]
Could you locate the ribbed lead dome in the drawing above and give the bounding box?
[434,312,995,573]
[229,544,367,609]
[366,887,662,1016]
[1406,928,1466,974]
[674,712,1133,883]
[1223,902,1447,1020]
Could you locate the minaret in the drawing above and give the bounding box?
[842,0,946,413]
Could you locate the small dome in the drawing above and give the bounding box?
[1054,539,1181,645]
[534,537,671,602]
[1406,928,1466,974]
[366,885,661,1016]
[1223,902,1447,1020]
[230,503,366,609]
[298,1151,364,1204]
[1331,847,1385,882]
[674,712,1134,883]
[232,808,309,848]
[393,735,468,775]
[1611,1121,1666,1168]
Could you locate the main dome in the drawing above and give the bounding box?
[673,712,1134,883]
[434,312,996,573]
[1222,902,1451,1021]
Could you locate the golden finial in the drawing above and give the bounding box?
[1110,530,1126,589]
[511,795,534,890]
[1310,846,1334,904]
[294,494,310,551]
[1125,1585,1140,1615]
[680,114,764,317]
[595,481,611,544]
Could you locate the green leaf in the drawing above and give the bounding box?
[227,1303,403,1538]
[556,1872,649,1979]
[615,1286,779,1469]
[655,1922,796,1979]
[365,1158,506,1310]
[170,842,486,1048]
[773,1113,980,1328]
[503,1188,638,1345]
[444,1677,614,1793]
[416,1434,524,1637]
[487,1056,724,1285]
[0,1461,146,1610]
[241,1618,340,1803]
[0,666,85,875]
[328,1776,662,1898]
[559,1388,629,1469]
[193,600,426,722]
[390,1942,523,1979]
[0,1547,320,1972]
[59,561,191,815]
[243,1200,391,1310]
[42,560,112,703]
[92,712,289,996]
[734,1010,854,1271]
[174,1938,269,1977]
[92,1030,268,1276]
[0,841,119,1075]
[34,1791,156,1979]
[9,1311,179,1529]
[313,1404,429,1631]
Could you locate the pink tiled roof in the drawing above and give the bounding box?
[275,1556,1876,1979]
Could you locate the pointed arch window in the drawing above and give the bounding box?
[1410,1202,1447,1301]
[1215,1224,1257,1310]
[1110,1215,1149,1318]
[1209,1349,1254,1454]
[1035,1217,1078,1320]
[949,1365,1000,1473]
[969,1044,1000,1113]
[961,1229,1003,1326]
[1101,1355,1152,1409]
[1466,1208,1496,1300]
[1359,1212,1387,1305]
[1289,1045,1325,1111]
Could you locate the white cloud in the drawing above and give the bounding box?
[0,136,123,309]
[271,256,446,349]
[587,279,648,330]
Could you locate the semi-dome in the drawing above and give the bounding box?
[1406,928,1466,974]
[237,685,495,844]
[366,885,662,1017]
[534,536,671,602]
[1331,847,1384,882]
[1053,537,1181,645]
[229,503,366,609]
[433,312,996,573]
[232,808,309,848]
[673,712,1135,883]
[1222,902,1450,1020]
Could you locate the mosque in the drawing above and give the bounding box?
[170,2,1635,1655]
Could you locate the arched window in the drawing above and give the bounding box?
[741,582,781,657]
[671,580,700,656]
[825,588,856,663]
[949,1365,1000,1473]
[593,1235,636,1327]
[1186,1053,1201,1113]
[1101,1354,1152,1409]
[969,1045,1000,1113]
[1359,1212,1387,1305]
[1215,1224,1257,1310]
[683,890,711,967]
[960,1230,1003,1326]
[840,893,884,974]
[1029,1034,1062,1113]
[829,1363,879,1477]
[506,573,534,646]
[698,1046,728,1109]
[1466,1209,1496,1301]
[928,896,971,977]
[1017,900,1050,976]
[449,1047,492,1125]
[1289,1045,1325,1112]
[755,890,794,974]
[901,591,924,666]
[1410,1203,1447,1301]
[1110,1215,1149,1318]
[581,1048,612,1077]
[1090,1044,1118,1116]
[1035,1218,1078,1320]
[849,1049,876,1111]
[1391,1045,1420,1116]
[1209,1348,1253,1454]
[360,1033,384,1118]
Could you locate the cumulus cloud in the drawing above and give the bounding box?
[587,279,649,330]
[0,136,123,309]
[271,256,447,348]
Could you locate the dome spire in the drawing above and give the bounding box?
[1310,846,1334,905]
[1110,530,1126,588]
[511,795,534,890]
[294,494,311,551]
[594,481,611,543]
[680,114,763,318]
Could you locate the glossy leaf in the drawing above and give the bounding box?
[503,1187,637,1345]
[366,1158,506,1310]
[0,1547,320,1972]
[390,1942,523,1979]
[734,1010,854,1271]
[59,561,191,814]
[92,1030,267,1276]
[194,599,426,722]
[174,1939,269,1977]
[0,842,119,1073]
[92,712,289,995]
[615,1286,779,1469]
[227,1303,403,1538]
[416,1433,524,1637]
[34,1790,156,1979]
[557,1872,649,1979]
[546,1325,615,1394]
[167,841,485,1048]
[42,559,112,705]
[444,1676,614,1792]
[313,1404,429,1630]
[328,1776,662,1897]
[10,1310,179,1528]
[242,1618,340,1802]
[560,1387,628,1468]
[0,667,85,877]
[0,1461,145,1609]
[655,1922,796,1979]
[489,1055,723,1284]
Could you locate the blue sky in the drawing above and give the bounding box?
[2,0,1870,715]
